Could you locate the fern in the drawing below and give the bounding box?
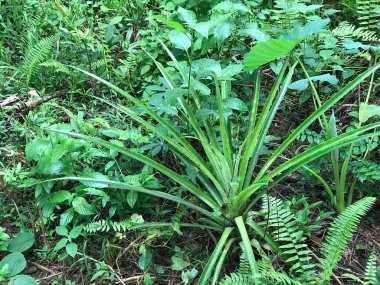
[365,251,378,285]
[319,197,376,282]
[257,259,302,285]
[219,273,255,285]
[84,219,133,233]
[40,60,71,75]
[356,0,380,31]
[261,195,315,281]
[332,22,379,43]
[19,35,57,85]
[219,257,302,285]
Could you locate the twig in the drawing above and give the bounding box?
[30,261,57,275]
[37,272,62,281]
[76,252,126,285]
[115,233,159,275]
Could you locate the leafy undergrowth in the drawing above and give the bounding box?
[1,0,380,284]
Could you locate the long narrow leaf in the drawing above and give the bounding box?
[49,129,219,209]
[197,227,234,285]
[255,61,380,180]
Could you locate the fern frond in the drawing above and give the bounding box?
[19,35,57,85]
[320,197,376,282]
[257,259,302,285]
[356,0,380,31]
[219,273,255,285]
[261,195,315,281]
[40,60,70,75]
[332,22,379,42]
[84,219,133,233]
[365,251,378,284]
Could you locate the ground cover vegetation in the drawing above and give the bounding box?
[0,0,379,284]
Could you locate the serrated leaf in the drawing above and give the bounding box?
[79,172,109,188]
[60,209,74,226]
[25,138,51,162]
[244,38,302,71]
[72,197,94,215]
[7,232,35,253]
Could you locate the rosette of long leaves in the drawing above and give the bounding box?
[40,39,380,283]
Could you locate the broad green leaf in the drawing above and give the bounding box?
[0,252,26,276]
[79,171,109,188]
[223,98,248,112]
[240,24,270,42]
[55,226,68,236]
[110,16,123,25]
[168,30,191,51]
[220,64,243,80]
[69,225,83,239]
[7,232,35,253]
[182,268,198,284]
[289,74,339,91]
[60,209,74,226]
[127,190,138,208]
[214,22,234,45]
[178,7,197,26]
[283,19,330,40]
[54,238,68,251]
[66,243,78,257]
[244,38,302,71]
[192,58,221,77]
[192,21,213,38]
[359,104,380,123]
[51,190,72,203]
[72,197,94,215]
[155,16,186,33]
[212,1,250,13]
[9,275,39,285]
[171,256,190,270]
[276,2,323,13]
[139,250,153,270]
[25,138,51,162]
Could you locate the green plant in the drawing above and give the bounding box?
[356,0,380,30]
[35,33,380,283]
[298,57,380,212]
[222,195,376,284]
[0,230,39,285]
